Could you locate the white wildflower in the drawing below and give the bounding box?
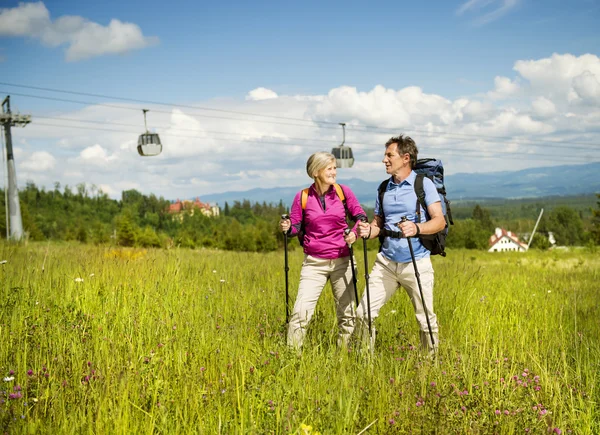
[74,278,84,283]
[0,260,7,265]
[212,270,217,273]
[89,273,95,277]
[3,376,14,382]
[547,290,551,293]
[220,279,225,283]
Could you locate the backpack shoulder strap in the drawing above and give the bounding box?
[377,178,390,220]
[301,188,310,210]
[333,183,345,202]
[414,174,428,222]
[334,183,353,221]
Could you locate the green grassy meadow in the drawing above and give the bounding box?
[0,242,598,434]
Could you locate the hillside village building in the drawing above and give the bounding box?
[168,198,220,218]
[488,227,528,252]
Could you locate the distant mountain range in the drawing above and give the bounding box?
[198,162,600,207]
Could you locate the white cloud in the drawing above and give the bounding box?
[514,53,600,100]
[20,151,56,172]
[11,53,600,199]
[489,76,520,99]
[531,97,556,119]
[246,88,278,101]
[0,1,158,61]
[456,0,520,25]
[572,71,600,104]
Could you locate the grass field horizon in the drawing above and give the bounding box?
[1,242,598,433]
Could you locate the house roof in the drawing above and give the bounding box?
[488,228,528,250]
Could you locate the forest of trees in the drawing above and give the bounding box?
[1,183,598,252]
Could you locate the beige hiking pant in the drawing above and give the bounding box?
[287,254,356,349]
[356,252,438,352]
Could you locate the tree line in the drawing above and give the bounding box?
[1,183,598,251]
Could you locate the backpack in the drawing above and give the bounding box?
[298,184,349,246]
[377,158,454,256]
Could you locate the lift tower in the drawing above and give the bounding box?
[1,96,30,241]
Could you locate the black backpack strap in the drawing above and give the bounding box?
[414,174,428,222]
[377,178,391,248]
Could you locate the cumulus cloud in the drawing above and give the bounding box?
[246,88,278,101]
[20,151,56,171]
[572,71,600,104]
[0,1,158,61]
[12,53,600,199]
[456,0,520,25]
[488,76,520,99]
[531,97,556,119]
[514,53,600,100]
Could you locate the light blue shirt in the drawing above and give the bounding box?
[375,171,440,263]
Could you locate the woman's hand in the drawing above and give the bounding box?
[344,229,357,245]
[279,217,291,233]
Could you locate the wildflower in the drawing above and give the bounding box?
[553,428,562,434]
[220,279,225,283]
[388,418,395,425]
[504,410,509,415]
[416,401,423,407]
[89,273,95,277]
[74,278,84,283]
[522,372,528,377]
[495,410,501,415]
[461,406,466,412]
[0,260,6,264]
[27,370,33,376]
[9,370,14,375]
[249,367,255,374]
[200,367,206,372]
[3,376,14,382]
[389,378,395,384]
[430,381,436,387]
[212,270,217,273]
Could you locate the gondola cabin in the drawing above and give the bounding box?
[137,109,162,156]
[331,122,354,168]
[137,133,162,157]
[331,145,354,168]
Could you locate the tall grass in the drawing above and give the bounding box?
[0,242,598,434]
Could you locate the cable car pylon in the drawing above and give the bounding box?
[331,122,354,168]
[137,109,162,157]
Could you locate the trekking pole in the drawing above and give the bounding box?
[360,218,373,337]
[281,214,290,324]
[344,228,359,307]
[400,216,435,348]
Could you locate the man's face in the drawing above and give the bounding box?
[382,143,410,175]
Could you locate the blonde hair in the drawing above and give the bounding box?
[306,152,336,180]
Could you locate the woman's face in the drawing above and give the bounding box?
[315,160,337,186]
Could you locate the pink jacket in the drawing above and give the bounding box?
[288,184,367,259]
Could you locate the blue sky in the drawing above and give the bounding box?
[0,0,599,200]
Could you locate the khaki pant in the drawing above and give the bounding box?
[356,252,438,352]
[287,255,356,349]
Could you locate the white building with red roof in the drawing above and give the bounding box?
[488,227,528,252]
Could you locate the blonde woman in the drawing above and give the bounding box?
[279,152,367,349]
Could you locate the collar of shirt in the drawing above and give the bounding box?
[388,170,416,189]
